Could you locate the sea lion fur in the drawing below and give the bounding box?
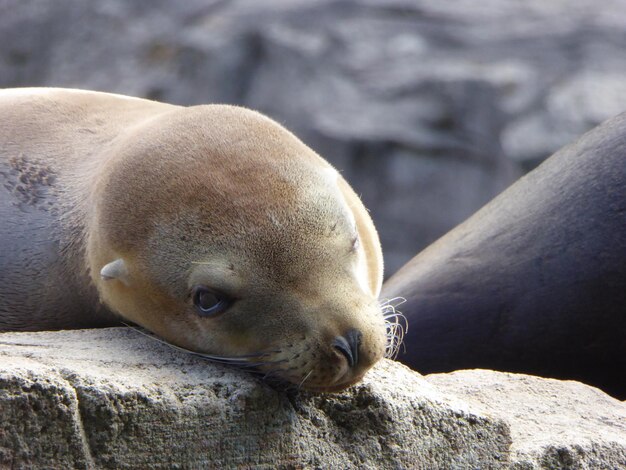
[0,88,389,392]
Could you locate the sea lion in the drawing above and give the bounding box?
[382,112,626,399]
[0,87,394,392]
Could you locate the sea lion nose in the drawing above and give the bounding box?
[332,329,362,368]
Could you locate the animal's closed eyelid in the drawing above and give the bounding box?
[351,234,360,251]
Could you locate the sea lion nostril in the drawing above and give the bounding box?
[333,336,354,367]
[332,328,362,368]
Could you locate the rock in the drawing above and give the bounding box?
[0,328,511,469]
[1,328,625,468]
[429,370,626,469]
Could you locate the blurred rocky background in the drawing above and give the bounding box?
[2,0,626,275]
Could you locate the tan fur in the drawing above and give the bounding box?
[0,88,386,391]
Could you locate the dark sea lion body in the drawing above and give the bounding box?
[383,113,626,399]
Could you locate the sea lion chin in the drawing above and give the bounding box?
[0,87,393,392]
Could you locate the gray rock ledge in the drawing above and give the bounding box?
[0,328,624,469]
[429,371,626,469]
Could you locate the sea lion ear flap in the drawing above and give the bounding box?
[100,258,130,286]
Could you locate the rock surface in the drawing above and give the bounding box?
[429,371,626,469]
[1,328,625,469]
[2,0,625,273]
[0,328,511,469]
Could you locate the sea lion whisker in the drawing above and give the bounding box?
[218,358,289,369]
[381,302,406,316]
[188,354,262,366]
[238,360,287,369]
[383,311,407,359]
[188,351,278,362]
[298,370,314,390]
[382,309,408,329]
[385,320,406,343]
[379,296,407,308]
[385,339,406,359]
[384,315,407,333]
[382,312,407,321]
[378,298,408,359]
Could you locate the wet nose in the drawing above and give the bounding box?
[332,329,362,368]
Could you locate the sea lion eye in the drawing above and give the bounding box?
[192,286,229,317]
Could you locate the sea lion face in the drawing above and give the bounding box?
[89,105,387,392]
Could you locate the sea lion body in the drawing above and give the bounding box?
[382,112,626,399]
[0,88,387,392]
[0,89,171,329]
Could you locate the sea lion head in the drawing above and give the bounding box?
[87,105,389,392]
